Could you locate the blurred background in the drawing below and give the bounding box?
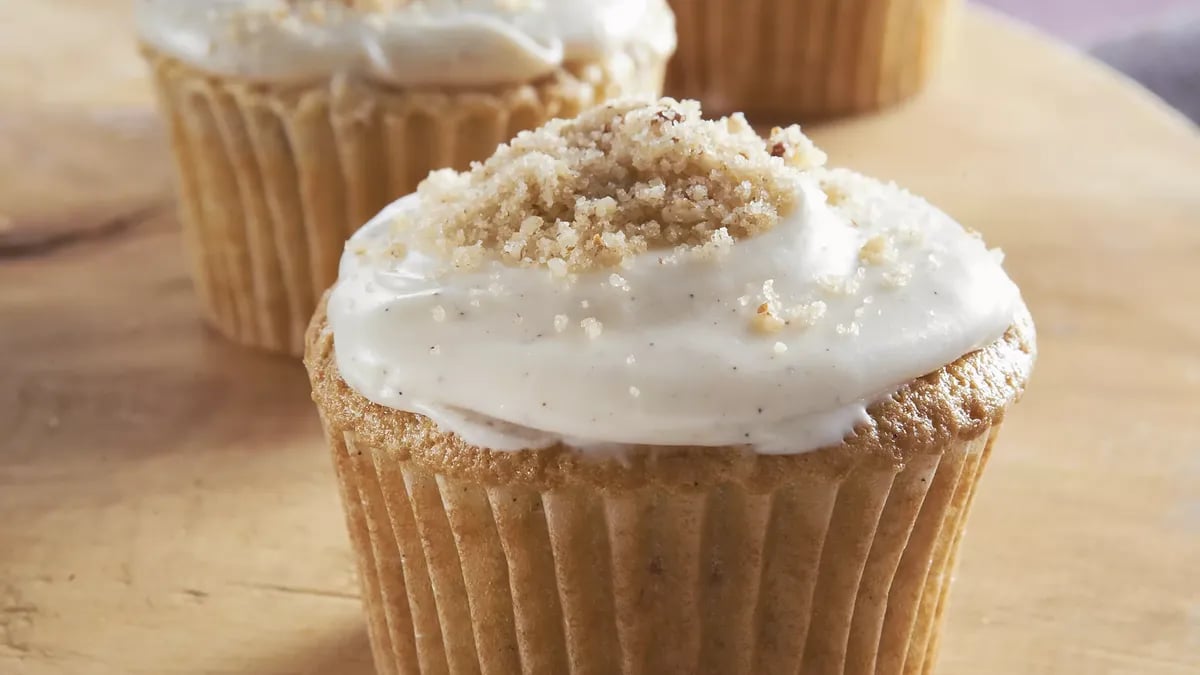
[3,0,1199,123]
[989,0,1197,42]
[987,0,1200,122]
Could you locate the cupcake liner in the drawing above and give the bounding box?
[144,49,666,355]
[665,0,959,119]
[319,415,998,675]
[307,294,1035,674]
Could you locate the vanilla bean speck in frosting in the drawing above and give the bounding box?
[326,98,1026,454]
[135,0,676,86]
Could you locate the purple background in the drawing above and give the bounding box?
[980,0,1199,43]
[978,0,1200,122]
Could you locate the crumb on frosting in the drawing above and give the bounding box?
[580,317,603,339]
[752,303,785,334]
[821,182,847,206]
[859,235,894,265]
[883,263,915,288]
[394,98,824,272]
[784,300,827,327]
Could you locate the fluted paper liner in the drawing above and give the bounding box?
[666,0,959,119]
[307,297,1035,675]
[143,50,666,355]
[326,423,995,675]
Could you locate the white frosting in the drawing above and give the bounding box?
[327,168,1024,454]
[134,0,676,86]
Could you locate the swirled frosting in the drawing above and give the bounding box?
[325,99,1024,454]
[134,0,676,86]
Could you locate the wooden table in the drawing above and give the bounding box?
[2,3,1198,674]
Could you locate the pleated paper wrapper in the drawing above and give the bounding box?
[144,50,666,355]
[665,0,960,120]
[319,411,999,675]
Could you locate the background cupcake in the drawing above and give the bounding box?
[665,0,959,119]
[136,0,676,355]
[305,99,1035,674]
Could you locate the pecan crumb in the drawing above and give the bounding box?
[655,109,683,124]
[400,98,826,273]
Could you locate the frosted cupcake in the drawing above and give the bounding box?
[305,98,1034,674]
[666,0,959,119]
[136,0,676,355]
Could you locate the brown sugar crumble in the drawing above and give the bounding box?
[858,235,894,265]
[398,98,827,273]
[752,303,785,334]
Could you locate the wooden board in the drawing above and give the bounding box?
[2,4,1199,674]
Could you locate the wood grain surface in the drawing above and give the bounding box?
[2,3,1199,674]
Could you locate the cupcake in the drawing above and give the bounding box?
[305,98,1034,674]
[665,0,959,119]
[136,0,676,355]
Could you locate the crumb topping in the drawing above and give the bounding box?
[580,317,604,339]
[859,235,894,265]
[752,304,786,334]
[399,98,825,272]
